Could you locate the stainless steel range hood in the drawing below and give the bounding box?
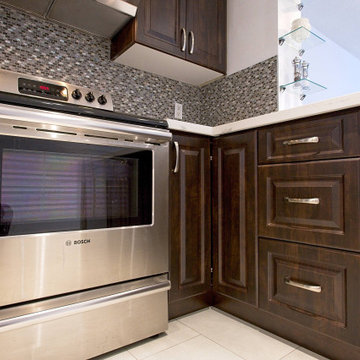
[0,0,139,38]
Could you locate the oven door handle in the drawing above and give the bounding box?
[173,141,180,173]
[0,278,170,333]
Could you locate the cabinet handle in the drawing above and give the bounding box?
[173,141,180,173]
[283,136,319,145]
[285,278,322,293]
[285,197,320,205]
[189,31,195,54]
[181,28,187,52]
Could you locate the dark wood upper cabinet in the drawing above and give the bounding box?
[136,0,186,58]
[185,0,226,72]
[169,132,212,319]
[111,0,226,74]
[212,131,257,305]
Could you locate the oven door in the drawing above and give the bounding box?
[0,117,169,306]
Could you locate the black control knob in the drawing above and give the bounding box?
[98,95,107,105]
[71,89,82,100]
[85,92,95,102]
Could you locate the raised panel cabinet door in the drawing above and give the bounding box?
[169,133,211,317]
[136,0,186,58]
[185,0,226,72]
[212,131,257,305]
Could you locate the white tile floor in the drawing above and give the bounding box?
[96,308,330,360]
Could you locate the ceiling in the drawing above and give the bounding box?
[303,0,360,61]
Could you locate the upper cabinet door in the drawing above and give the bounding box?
[186,0,226,73]
[136,0,186,58]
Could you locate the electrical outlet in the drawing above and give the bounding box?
[174,102,183,120]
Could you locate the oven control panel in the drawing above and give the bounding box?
[0,69,114,111]
[19,78,69,101]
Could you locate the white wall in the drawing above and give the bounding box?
[278,1,360,111]
[302,27,360,105]
[277,1,302,110]
[227,0,278,75]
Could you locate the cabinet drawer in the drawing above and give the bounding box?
[259,238,360,346]
[258,110,360,164]
[258,159,360,250]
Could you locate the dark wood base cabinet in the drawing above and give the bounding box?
[259,238,360,348]
[212,109,360,360]
[213,294,360,360]
[258,159,360,251]
[212,131,257,305]
[170,107,360,359]
[169,132,212,319]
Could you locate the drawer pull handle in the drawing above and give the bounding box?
[285,278,322,293]
[285,197,320,205]
[283,136,319,145]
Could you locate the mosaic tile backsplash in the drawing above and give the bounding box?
[0,4,278,126]
[200,57,278,126]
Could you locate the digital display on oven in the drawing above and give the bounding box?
[18,77,68,101]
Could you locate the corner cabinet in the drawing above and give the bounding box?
[212,131,257,305]
[111,0,226,84]
[169,132,212,319]
[169,109,360,358]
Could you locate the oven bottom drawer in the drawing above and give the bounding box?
[259,238,360,347]
[0,275,170,360]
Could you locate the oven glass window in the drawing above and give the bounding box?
[0,135,152,236]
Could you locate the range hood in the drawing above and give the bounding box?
[0,0,139,38]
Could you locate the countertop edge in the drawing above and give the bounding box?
[166,119,214,136]
[167,92,360,137]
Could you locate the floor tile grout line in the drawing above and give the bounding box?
[127,351,138,360]
[140,334,246,360]
[172,318,201,336]
[177,315,251,360]
[278,348,298,360]
[127,320,200,359]
[189,332,249,360]
[177,310,299,360]
[132,334,202,360]
[178,310,284,341]
[105,310,300,360]
[175,329,298,360]
[211,307,288,337]
[206,308,302,350]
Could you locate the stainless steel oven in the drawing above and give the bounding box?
[0,70,171,359]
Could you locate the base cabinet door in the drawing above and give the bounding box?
[212,131,257,305]
[169,132,211,318]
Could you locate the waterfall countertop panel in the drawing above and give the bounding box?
[167,92,360,137]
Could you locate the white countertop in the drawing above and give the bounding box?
[167,92,360,137]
